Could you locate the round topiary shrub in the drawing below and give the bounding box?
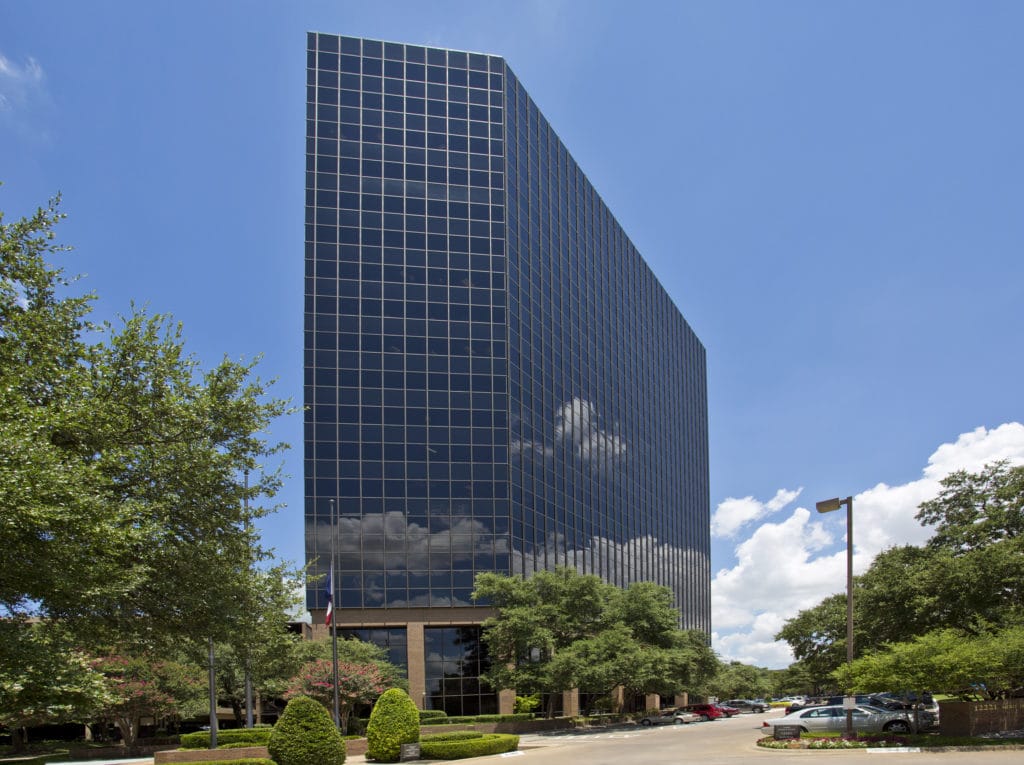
[268,695,346,765]
[365,688,420,763]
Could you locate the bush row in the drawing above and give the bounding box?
[179,727,273,749]
[419,733,520,760]
[422,713,534,725]
[421,731,485,742]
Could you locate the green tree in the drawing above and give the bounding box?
[774,593,849,686]
[213,565,305,725]
[917,461,1024,552]
[472,567,716,714]
[707,661,774,700]
[777,463,1024,684]
[281,637,408,733]
[840,626,1024,698]
[1,191,291,648]
[0,621,110,749]
[91,653,205,748]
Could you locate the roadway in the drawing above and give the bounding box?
[45,710,1023,765]
[507,711,1023,765]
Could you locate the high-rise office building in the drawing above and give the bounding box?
[304,33,709,715]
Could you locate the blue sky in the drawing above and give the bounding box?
[3,1,1022,667]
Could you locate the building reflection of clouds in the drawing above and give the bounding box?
[512,397,626,463]
[309,511,707,617]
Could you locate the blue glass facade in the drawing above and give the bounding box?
[305,33,709,712]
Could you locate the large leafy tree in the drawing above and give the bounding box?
[842,625,1024,700]
[1,191,295,736]
[0,192,290,651]
[472,567,717,714]
[0,622,110,749]
[211,565,305,725]
[777,462,1024,687]
[706,660,774,700]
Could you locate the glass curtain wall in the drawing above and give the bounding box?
[304,32,710,715]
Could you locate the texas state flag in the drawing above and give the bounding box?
[324,570,334,626]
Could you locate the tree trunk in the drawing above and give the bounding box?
[340,708,350,735]
[230,698,243,726]
[115,715,140,748]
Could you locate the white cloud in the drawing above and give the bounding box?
[712,422,1024,668]
[711,487,801,538]
[0,53,44,112]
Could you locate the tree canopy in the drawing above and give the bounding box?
[1,191,291,649]
[1,190,297,737]
[777,461,1024,691]
[472,567,717,712]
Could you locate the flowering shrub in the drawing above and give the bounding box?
[757,734,912,750]
[91,654,204,747]
[807,738,868,749]
[284,658,387,734]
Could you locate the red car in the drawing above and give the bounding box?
[679,703,724,721]
[713,703,740,717]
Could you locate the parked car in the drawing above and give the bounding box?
[872,692,938,713]
[721,699,769,714]
[638,709,701,726]
[762,704,935,735]
[784,694,876,715]
[713,702,741,717]
[679,703,724,721]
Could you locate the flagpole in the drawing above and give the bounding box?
[329,498,341,729]
[243,469,254,729]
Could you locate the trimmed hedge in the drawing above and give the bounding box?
[419,733,519,760]
[421,731,484,742]
[366,688,420,763]
[422,713,533,725]
[419,709,449,723]
[180,728,273,749]
[269,695,346,765]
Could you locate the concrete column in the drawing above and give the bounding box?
[406,622,426,709]
[645,693,660,711]
[498,689,516,715]
[674,692,689,707]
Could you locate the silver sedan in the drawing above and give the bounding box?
[639,709,702,726]
[761,704,933,735]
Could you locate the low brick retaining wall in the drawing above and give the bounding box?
[154,717,574,763]
[940,699,1024,737]
[155,739,368,764]
[422,718,575,735]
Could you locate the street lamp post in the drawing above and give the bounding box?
[816,495,854,737]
